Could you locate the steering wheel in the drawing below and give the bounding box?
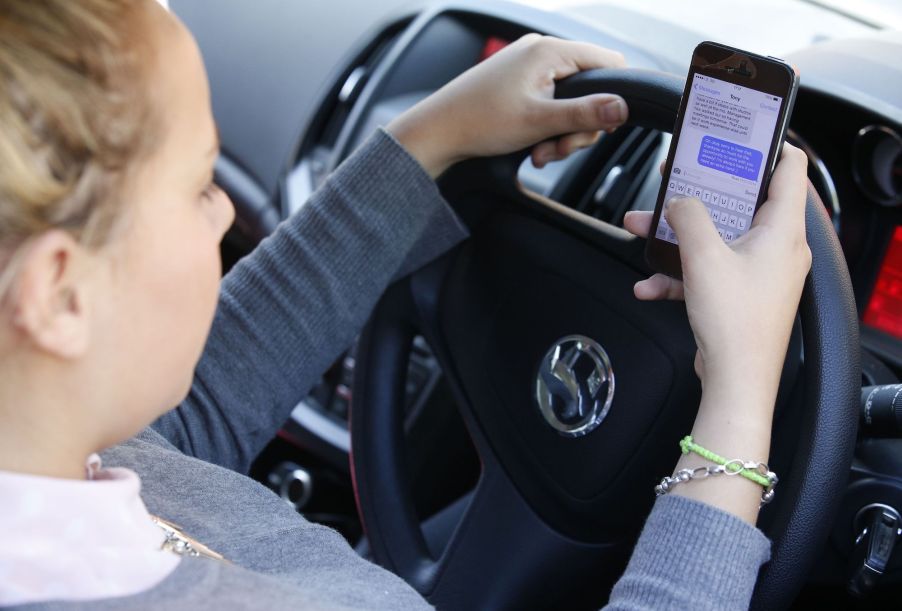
[350,68,860,610]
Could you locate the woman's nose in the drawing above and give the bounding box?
[213,187,236,238]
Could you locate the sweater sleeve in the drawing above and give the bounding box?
[151,128,468,472]
[604,494,771,610]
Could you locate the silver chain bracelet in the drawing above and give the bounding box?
[655,461,778,506]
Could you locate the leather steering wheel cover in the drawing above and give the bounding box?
[351,67,861,610]
[752,185,860,609]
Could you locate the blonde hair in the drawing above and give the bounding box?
[0,0,158,283]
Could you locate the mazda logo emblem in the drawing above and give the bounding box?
[535,335,615,437]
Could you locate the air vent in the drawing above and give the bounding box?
[285,24,408,217]
[313,32,402,151]
[550,127,665,226]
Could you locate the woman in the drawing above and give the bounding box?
[0,0,810,609]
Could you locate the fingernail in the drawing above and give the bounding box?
[664,196,689,221]
[664,196,683,210]
[601,98,627,124]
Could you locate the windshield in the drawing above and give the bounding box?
[519,0,890,65]
[806,0,902,29]
[524,0,901,30]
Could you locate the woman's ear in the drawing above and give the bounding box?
[9,230,94,359]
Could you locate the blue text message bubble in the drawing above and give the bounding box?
[697,136,762,181]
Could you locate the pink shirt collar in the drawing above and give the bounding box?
[0,454,181,606]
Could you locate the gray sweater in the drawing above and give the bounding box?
[14,130,770,610]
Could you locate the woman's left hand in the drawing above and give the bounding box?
[387,34,629,178]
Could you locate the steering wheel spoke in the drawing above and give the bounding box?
[425,462,622,609]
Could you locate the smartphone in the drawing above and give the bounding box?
[646,41,799,278]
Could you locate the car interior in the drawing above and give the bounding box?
[169,1,902,608]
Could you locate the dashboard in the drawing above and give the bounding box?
[787,85,902,375]
[172,0,902,599]
[213,1,902,460]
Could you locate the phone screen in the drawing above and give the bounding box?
[654,73,784,244]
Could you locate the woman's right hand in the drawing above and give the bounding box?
[624,144,811,403]
[624,143,811,522]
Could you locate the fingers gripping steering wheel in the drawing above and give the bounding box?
[350,68,860,610]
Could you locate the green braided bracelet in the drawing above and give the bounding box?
[679,435,773,488]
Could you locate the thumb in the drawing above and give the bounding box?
[541,94,628,135]
[665,196,725,262]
